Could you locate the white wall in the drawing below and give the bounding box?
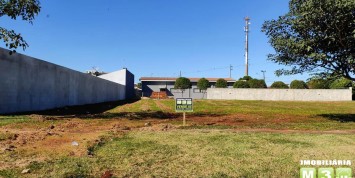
[99,69,127,85]
[99,69,127,99]
[0,48,126,114]
[207,88,352,101]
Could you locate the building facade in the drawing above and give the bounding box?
[140,77,236,99]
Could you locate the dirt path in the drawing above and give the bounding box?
[153,100,173,112]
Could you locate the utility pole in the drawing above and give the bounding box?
[179,71,182,77]
[244,17,250,76]
[229,64,233,78]
[261,70,266,81]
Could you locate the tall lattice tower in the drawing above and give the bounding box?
[244,17,250,76]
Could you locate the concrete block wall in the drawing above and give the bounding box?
[99,68,135,99]
[207,88,352,101]
[0,48,125,114]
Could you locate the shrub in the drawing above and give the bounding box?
[233,81,250,88]
[215,78,228,88]
[174,77,191,89]
[239,76,253,81]
[270,81,289,89]
[197,78,210,90]
[307,79,330,89]
[290,80,308,89]
[248,79,267,88]
[329,78,353,89]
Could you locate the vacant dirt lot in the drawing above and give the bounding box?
[0,99,354,177]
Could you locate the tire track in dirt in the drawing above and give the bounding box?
[153,100,173,112]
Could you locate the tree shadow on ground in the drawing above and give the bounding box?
[84,112,226,120]
[9,99,140,117]
[318,114,355,122]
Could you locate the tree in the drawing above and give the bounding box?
[248,79,267,88]
[239,76,253,81]
[262,0,355,81]
[270,81,289,89]
[330,78,353,89]
[215,78,227,88]
[197,78,209,91]
[175,77,191,97]
[290,80,308,89]
[307,78,331,89]
[0,0,41,53]
[174,77,191,90]
[233,81,250,88]
[197,78,209,99]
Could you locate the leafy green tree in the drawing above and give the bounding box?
[239,76,253,81]
[0,0,41,53]
[290,80,308,89]
[233,81,250,88]
[330,78,353,89]
[215,78,228,88]
[197,78,209,99]
[248,79,267,88]
[175,77,191,97]
[307,78,331,89]
[197,78,210,90]
[262,0,355,81]
[270,81,289,89]
[174,77,191,90]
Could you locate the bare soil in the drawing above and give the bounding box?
[1,112,354,170]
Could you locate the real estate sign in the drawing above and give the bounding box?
[175,98,193,112]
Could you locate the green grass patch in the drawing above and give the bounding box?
[110,99,355,116]
[0,116,31,127]
[12,130,355,177]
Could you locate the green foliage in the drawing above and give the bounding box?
[248,79,267,88]
[262,0,355,81]
[174,77,191,89]
[136,83,142,89]
[307,79,331,89]
[290,80,308,89]
[239,76,253,81]
[0,0,41,52]
[215,78,228,88]
[197,78,210,90]
[233,81,250,88]
[270,81,289,89]
[330,78,353,89]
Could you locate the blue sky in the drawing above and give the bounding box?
[1,0,310,85]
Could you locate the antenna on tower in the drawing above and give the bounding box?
[244,16,250,76]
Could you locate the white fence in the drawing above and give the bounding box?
[207,88,352,101]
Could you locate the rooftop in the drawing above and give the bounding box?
[139,77,236,82]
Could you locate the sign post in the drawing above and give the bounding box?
[175,98,193,126]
